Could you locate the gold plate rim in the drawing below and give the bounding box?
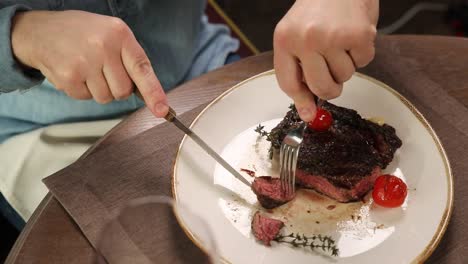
[171,70,454,264]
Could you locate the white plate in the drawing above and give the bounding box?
[172,70,453,263]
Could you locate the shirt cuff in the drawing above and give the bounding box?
[0,5,44,93]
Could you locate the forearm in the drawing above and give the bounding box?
[11,11,51,69]
[0,5,44,93]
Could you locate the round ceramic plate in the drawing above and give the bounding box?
[172,70,453,263]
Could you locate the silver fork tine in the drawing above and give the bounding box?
[279,122,307,196]
[291,148,299,194]
[289,147,295,195]
[280,143,286,193]
[285,146,292,196]
[280,144,288,194]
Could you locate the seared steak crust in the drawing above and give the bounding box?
[268,103,402,189]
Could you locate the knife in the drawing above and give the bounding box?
[164,107,251,187]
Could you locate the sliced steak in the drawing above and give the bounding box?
[264,102,402,202]
[251,211,284,246]
[296,167,381,202]
[252,176,295,209]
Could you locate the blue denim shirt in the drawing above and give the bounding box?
[0,0,239,142]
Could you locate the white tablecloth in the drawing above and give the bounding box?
[0,119,121,220]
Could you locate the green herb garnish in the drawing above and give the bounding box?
[254,124,275,159]
[254,124,270,138]
[274,232,339,257]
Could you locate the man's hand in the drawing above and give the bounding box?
[11,10,168,117]
[274,0,378,121]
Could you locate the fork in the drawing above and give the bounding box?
[279,122,307,196]
[279,99,324,196]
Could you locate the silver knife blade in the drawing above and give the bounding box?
[166,107,250,187]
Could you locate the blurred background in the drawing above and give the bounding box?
[1,0,466,262]
[217,0,466,52]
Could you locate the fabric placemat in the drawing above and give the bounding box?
[44,104,211,263]
[44,43,468,263]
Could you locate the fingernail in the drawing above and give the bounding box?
[298,107,314,122]
[154,102,169,117]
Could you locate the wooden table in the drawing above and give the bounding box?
[6,35,468,263]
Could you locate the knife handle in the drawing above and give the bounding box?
[164,106,177,122]
[133,86,176,122]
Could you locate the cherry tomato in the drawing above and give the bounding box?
[308,108,333,131]
[372,174,407,208]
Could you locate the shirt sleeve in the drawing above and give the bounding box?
[0,4,44,93]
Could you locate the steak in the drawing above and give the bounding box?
[264,102,402,203]
[251,211,284,246]
[252,176,295,209]
[296,167,381,202]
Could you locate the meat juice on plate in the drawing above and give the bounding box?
[214,118,410,258]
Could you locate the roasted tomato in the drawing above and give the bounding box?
[308,108,333,131]
[372,174,407,208]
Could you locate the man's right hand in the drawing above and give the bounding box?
[273,0,378,122]
[11,10,169,117]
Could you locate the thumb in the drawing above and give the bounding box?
[292,90,317,122]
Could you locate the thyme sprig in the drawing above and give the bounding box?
[274,233,339,257]
[254,124,275,159]
[254,104,298,159]
[254,124,271,140]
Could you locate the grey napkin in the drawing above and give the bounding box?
[44,104,211,264]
